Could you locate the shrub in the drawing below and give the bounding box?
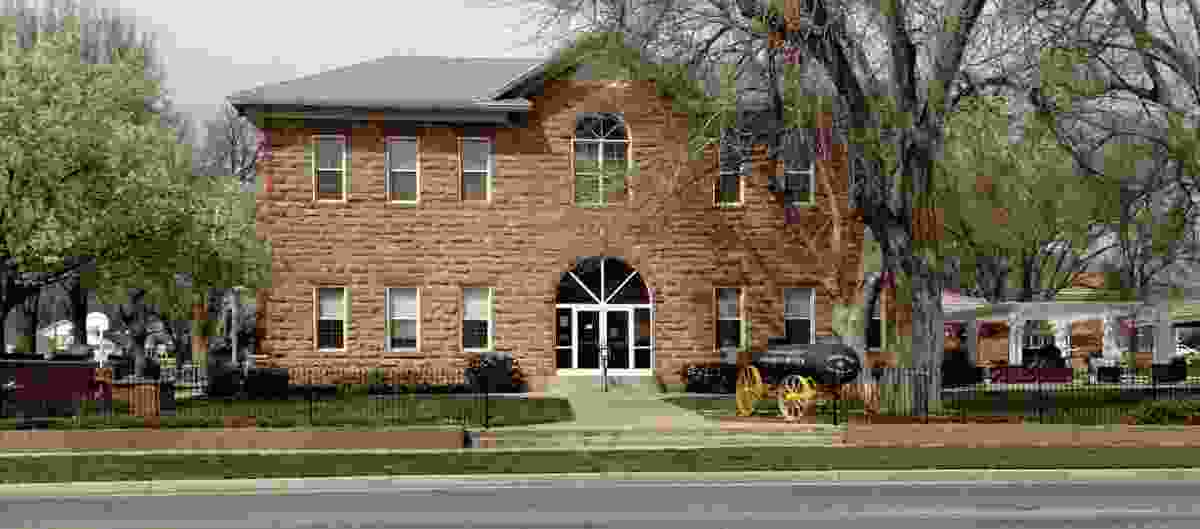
[366,368,388,387]
[336,383,369,398]
[1127,400,1200,425]
[245,368,289,400]
[464,352,526,393]
[206,364,243,398]
[684,363,737,393]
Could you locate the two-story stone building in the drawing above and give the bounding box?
[231,49,881,392]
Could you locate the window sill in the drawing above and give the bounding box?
[787,201,817,208]
[389,200,419,207]
[715,202,744,209]
[386,349,422,357]
[464,348,494,354]
[316,348,346,353]
[314,198,348,203]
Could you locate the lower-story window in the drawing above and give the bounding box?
[316,287,347,350]
[716,287,742,350]
[784,287,813,345]
[463,287,494,350]
[387,287,418,352]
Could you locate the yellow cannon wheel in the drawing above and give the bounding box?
[735,365,764,417]
[779,374,817,421]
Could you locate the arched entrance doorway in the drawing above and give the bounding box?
[555,256,653,375]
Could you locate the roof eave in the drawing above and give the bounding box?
[229,98,530,113]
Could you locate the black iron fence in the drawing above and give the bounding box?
[870,366,1200,425]
[681,363,1200,425]
[0,364,530,430]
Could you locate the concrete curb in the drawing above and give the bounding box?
[3,468,1200,497]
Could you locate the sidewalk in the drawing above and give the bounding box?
[3,469,1200,497]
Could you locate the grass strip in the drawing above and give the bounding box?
[0,397,575,430]
[3,447,1197,484]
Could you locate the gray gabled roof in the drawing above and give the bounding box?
[229,55,545,113]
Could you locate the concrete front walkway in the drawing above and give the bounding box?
[496,376,717,432]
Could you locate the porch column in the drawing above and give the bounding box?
[1053,317,1072,359]
[1154,300,1174,364]
[1008,310,1025,366]
[965,316,979,366]
[1102,309,1122,363]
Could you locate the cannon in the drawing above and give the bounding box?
[734,343,878,420]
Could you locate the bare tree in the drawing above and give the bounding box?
[194,102,261,185]
[489,1,1062,396]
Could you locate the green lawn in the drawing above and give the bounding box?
[664,396,863,423]
[3,447,1198,483]
[0,395,575,430]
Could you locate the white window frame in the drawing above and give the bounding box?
[386,287,420,353]
[716,287,745,352]
[313,135,347,201]
[385,136,419,204]
[573,114,630,207]
[784,287,815,345]
[715,135,744,207]
[463,287,494,352]
[783,129,817,207]
[785,159,815,207]
[460,137,493,202]
[315,287,347,352]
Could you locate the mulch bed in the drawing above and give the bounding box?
[849,414,1023,425]
[843,422,1200,448]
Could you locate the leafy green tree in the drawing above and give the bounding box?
[0,14,185,354]
[87,173,272,373]
[0,16,271,372]
[0,0,197,353]
[934,94,1123,304]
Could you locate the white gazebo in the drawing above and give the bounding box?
[34,313,116,362]
[945,296,1174,367]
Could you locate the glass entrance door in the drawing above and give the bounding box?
[572,308,633,370]
[605,309,631,369]
[577,310,601,369]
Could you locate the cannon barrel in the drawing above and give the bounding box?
[751,343,863,385]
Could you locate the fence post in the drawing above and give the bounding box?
[483,369,490,430]
[307,368,314,426]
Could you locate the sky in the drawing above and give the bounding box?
[97,0,556,142]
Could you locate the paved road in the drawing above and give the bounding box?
[4,478,1200,528]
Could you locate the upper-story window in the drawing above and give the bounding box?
[783,129,815,206]
[387,137,419,203]
[461,137,493,202]
[313,135,347,201]
[716,130,748,206]
[574,112,629,206]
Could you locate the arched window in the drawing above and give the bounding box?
[574,113,629,206]
[556,256,649,305]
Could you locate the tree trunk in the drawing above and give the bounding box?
[909,259,943,416]
[0,303,9,355]
[67,272,88,351]
[14,291,39,356]
[118,289,151,377]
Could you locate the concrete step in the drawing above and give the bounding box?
[547,375,663,396]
